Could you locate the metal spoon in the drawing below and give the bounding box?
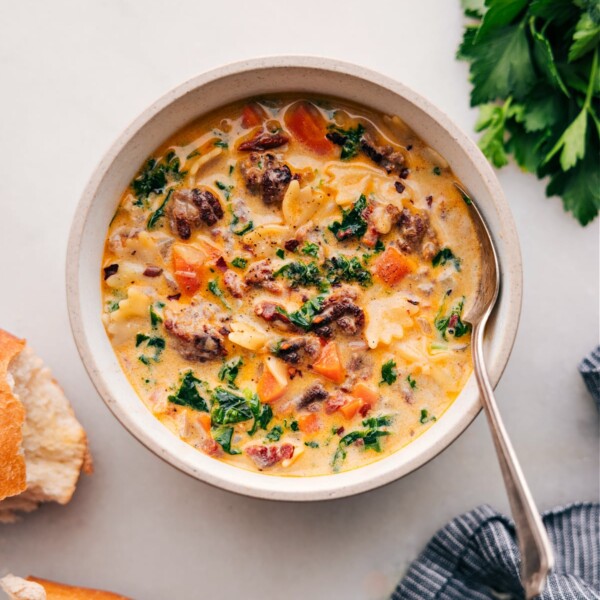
[457,184,554,599]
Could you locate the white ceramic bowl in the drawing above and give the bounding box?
[67,56,522,501]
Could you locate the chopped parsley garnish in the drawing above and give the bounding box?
[131,151,185,204]
[289,420,300,431]
[432,247,462,271]
[208,280,231,309]
[107,300,120,313]
[432,166,442,176]
[274,261,328,291]
[323,255,372,287]
[380,360,398,386]
[231,257,248,269]
[277,294,326,331]
[214,140,229,149]
[327,123,365,159]
[218,357,243,388]
[420,409,436,424]
[265,425,283,442]
[276,248,285,259]
[147,189,173,230]
[168,371,209,412]
[301,242,319,257]
[407,374,417,390]
[374,239,386,253]
[212,425,240,455]
[435,296,471,339]
[328,194,368,241]
[305,441,320,448]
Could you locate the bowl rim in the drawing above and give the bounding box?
[66,55,523,501]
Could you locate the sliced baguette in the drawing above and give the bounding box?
[0,330,92,522]
[1,574,130,599]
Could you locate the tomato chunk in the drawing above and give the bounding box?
[374,246,415,285]
[284,101,334,155]
[313,342,345,384]
[241,102,268,129]
[172,244,207,296]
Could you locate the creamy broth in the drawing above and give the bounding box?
[101,96,481,476]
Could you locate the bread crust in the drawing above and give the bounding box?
[27,577,131,599]
[0,329,27,501]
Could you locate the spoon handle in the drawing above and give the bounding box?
[472,321,554,599]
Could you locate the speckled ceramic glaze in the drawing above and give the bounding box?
[66,57,522,501]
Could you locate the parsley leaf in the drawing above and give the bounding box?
[380,360,398,386]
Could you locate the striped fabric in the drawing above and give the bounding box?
[392,503,600,600]
[579,346,600,408]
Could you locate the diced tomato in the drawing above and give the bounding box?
[241,102,268,129]
[298,413,320,433]
[374,246,415,286]
[284,101,334,155]
[313,342,345,384]
[172,243,207,296]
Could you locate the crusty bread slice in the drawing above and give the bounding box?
[1,574,130,599]
[0,329,92,522]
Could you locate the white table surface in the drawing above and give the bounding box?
[1,1,598,598]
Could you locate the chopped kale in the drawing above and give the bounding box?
[407,374,417,389]
[208,280,231,310]
[380,359,398,386]
[323,255,372,287]
[231,257,248,269]
[435,296,471,339]
[132,152,185,203]
[149,304,163,328]
[211,387,255,425]
[432,166,442,176]
[274,261,328,291]
[214,140,229,149]
[420,409,437,424]
[276,248,285,259]
[289,420,300,431]
[362,415,393,428]
[432,247,462,271]
[301,242,320,257]
[230,214,254,236]
[327,123,365,160]
[332,423,391,470]
[277,294,327,331]
[215,180,233,200]
[328,194,368,241]
[147,189,173,230]
[212,425,240,455]
[168,371,209,412]
[304,441,320,448]
[265,425,283,442]
[218,357,243,388]
[374,239,386,253]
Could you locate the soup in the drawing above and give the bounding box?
[101,96,481,476]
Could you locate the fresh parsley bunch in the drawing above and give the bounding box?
[458,0,600,225]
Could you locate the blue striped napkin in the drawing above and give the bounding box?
[580,346,600,408]
[392,503,599,599]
